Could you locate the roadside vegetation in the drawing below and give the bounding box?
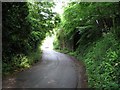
[54,2,120,89]
[2,2,58,75]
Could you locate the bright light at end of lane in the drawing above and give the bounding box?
[41,36,54,50]
[52,0,69,14]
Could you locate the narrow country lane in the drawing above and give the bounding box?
[3,49,86,88]
[2,2,120,89]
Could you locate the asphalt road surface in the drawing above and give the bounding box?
[3,50,85,88]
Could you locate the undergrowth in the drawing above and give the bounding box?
[3,48,42,76]
[55,33,120,89]
[83,33,120,89]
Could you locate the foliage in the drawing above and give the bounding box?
[2,2,57,75]
[56,2,120,50]
[84,33,120,89]
[54,2,120,89]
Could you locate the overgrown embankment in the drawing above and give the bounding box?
[54,2,120,89]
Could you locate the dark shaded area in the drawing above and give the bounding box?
[2,2,30,55]
[73,29,81,51]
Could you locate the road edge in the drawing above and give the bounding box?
[67,55,88,88]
